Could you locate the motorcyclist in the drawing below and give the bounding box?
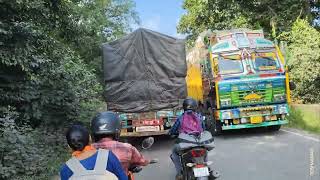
[60,124,127,180]
[169,97,206,179]
[91,111,151,175]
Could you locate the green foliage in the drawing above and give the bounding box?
[0,0,138,178]
[287,105,320,134]
[282,19,320,103]
[0,19,100,125]
[178,0,252,43]
[178,0,319,42]
[0,107,69,179]
[0,0,138,125]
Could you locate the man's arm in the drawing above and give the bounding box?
[130,145,149,166]
[169,116,181,135]
[195,113,206,130]
[107,151,128,180]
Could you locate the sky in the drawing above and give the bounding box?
[132,0,186,38]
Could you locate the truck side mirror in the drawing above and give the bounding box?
[289,81,296,90]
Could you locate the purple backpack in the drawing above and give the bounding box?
[179,113,203,134]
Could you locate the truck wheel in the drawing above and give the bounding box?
[268,125,281,131]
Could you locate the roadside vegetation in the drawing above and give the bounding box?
[1,0,138,179]
[287,105,320,134]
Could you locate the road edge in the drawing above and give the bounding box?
[281,127,320,142]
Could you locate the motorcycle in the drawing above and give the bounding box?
[128,137,158,180]
[176,131,220,180]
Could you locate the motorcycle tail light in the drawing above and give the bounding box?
[191,149,206,157]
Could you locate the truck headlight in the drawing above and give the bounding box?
[279,106,288,114]
[240,117,249,124]
[222,111,232,119]
[220,98,231,106]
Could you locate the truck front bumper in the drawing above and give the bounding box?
[222,120,288,130]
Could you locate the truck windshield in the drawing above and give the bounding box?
[218,55,243,74]
[253,52,280,71]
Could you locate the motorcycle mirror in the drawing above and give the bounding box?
[141,137,154,150]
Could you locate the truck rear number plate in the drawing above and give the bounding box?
[193,167,209,177]
[136,126,160,132]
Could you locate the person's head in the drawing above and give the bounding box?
[91,111,121,142]
[66,124,90,151]
[183,97,197,113]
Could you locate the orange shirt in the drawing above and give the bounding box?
[72,145,96,157]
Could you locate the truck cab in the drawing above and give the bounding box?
[188,29,292,134]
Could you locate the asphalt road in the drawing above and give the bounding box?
[134,128,320,180]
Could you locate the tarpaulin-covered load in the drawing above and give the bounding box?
[102,28,187,113]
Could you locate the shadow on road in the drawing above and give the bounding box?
[122,135,174,150]
[124,127,287,149]
[217,127,285,139]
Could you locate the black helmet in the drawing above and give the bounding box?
[66,124,90,151]
[91,111,121,140]
[183,98,197,111]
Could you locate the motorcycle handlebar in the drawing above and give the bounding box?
[129,166,142,173]
[129,159,158,173]
[149,159,158,164]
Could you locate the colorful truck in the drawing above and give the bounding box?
[102,28,186,137]
[186,29,293,134]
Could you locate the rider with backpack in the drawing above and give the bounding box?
[91,111,152,176]
[60,124,127,180]
[169,98,206,180]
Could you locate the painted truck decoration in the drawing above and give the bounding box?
[186,29,292,134]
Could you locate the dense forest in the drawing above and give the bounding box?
[0,0,319,179]
[0,0,138,179]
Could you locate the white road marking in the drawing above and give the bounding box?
[280,129,320,142]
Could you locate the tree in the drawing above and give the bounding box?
[0,0,138,178]
[0,0,138,126]
[283,19,320,103]
[178,0,319,43]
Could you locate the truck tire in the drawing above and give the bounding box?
[268,125,281,131]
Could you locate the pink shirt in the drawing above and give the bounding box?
[93,138,149,174]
